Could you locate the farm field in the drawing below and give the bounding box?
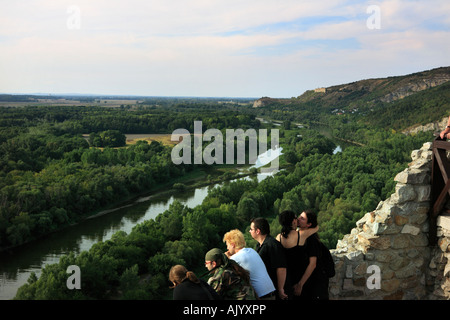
[125,133,177,146]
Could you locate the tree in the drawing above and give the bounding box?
[119,264,150,300]
[148,252,185,275]
[74,251,119,299]
[173,183,186,192]
[284,150,298,164]
[88,130,126,148]
[236,197,259,223]
[101,130,126,147]
[163,240,205,267]
[182,207,218,247]
[156,201,188,240]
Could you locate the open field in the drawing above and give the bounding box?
[83,133,178,146]
[0,98,143,108]
[81,133,179,146]
[125,133,178,146]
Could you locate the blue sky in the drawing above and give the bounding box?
[0,0,449,98]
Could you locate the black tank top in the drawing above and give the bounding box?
[281,232,309,286]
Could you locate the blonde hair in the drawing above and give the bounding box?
[223,229,246,249]
[169,265,199,288]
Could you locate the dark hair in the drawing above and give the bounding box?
[212,256,251,285]
[278,210,296,239]
[303,209,318,228]
[228,260,251,285]
[303,209,319,240]
[251,217,270,236]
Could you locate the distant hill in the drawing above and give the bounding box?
[252,66,450,130]
[364,80,450,131]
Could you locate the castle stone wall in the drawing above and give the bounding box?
[328,142,449,299]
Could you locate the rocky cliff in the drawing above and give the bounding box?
[329,142,450,300]
[252,67,450,116]
[402,116,448,136]
[380,73,450,103]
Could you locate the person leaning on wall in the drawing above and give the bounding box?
[223,229,276,300]
[439,115,450,139]
[249,217,288,300]
[204,248,256,300]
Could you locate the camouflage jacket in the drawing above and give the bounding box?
[207,265,256,300]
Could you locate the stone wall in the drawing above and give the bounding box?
[328,141,446,300]
[427,213,450,299]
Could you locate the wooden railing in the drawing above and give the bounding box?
[429,135,450,245]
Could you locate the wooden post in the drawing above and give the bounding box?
[429,136,450,245]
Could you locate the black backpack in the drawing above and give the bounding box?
[318,240,335,278]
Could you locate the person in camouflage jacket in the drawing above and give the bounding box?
[205,248,256,300]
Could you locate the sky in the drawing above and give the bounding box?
[0,0,449,98]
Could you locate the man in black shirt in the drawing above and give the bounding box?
[249,217,288,300]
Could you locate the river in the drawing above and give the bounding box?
[0,172,270,300]
[0,121,350,300]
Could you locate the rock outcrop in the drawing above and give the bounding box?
[380,75,450,103]
[252,97,282,108]
[329,142,450,300]
[402,116,448,136]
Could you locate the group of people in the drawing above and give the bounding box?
[169,209,330,300]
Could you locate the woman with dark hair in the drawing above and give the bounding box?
[276,210,320,299]
[169,265,220,300]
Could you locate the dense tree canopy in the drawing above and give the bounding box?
[2,101,434,300]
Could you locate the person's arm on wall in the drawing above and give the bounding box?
[440,116,450,139]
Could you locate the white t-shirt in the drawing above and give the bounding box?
[231,247,275,298]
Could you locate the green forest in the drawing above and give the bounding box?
[0,87,439,299]
[0,104,261,251]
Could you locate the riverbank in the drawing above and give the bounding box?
[85,165,255,220]
[0,165,274,300]
[0,165,252,254]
